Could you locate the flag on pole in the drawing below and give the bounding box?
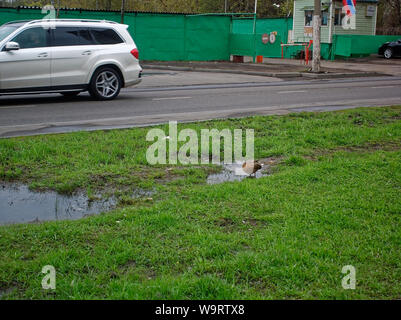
[343,0,356,17]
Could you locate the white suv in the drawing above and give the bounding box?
[0,19,142,100]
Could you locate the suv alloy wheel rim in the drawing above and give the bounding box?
[384,49,392,59]
[96,71,119,98]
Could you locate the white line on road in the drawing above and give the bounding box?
[152,96,192,101]
[0,105,38,110]
[277,90,307,94]
[370,86,395,89]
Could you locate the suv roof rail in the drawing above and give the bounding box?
[26,19,119,25]
[3,19,120,27]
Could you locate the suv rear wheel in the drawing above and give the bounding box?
[89,67,122,100]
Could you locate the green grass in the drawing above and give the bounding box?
[0,106,401,299]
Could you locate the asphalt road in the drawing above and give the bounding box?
[1,73,401,138]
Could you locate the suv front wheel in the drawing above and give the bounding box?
[89,67,122,100]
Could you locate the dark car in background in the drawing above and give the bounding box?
[379,39,401,59]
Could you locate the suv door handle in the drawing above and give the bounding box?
[37,52,48,58]
[82,50,92,56]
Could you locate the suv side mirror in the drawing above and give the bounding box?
[4,41,20,51]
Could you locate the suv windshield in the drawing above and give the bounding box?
[0,25,19,42]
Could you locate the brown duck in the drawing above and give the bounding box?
[242,160,262,176]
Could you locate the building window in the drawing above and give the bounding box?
[334,8,346,26]
[321,10,328,26]
[305,10,328,27]
[305,10,313,26]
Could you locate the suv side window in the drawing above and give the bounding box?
[52,27,94,46]
[11,27,49,49]
[89,28,124,45]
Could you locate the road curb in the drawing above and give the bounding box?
[142,64,302,78]
[301,72,382,79]
[142,64,383,79]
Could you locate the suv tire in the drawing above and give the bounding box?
[89,67,122,100]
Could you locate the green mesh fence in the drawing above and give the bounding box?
[0,7,44,24]
[333,34,401,58]
[0,8,231,61]
[230,33,284,58]
[230,18,292,58]
[2,7,399,61]
[232,17,292,41]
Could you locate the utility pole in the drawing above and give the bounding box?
[252,0,258,35]
[312,0,321,73]
[253,0,258,63]
[121,0,126,24]
[224,0,228,13]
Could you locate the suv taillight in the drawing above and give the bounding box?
[131,48,139,60]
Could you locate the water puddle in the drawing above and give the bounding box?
[0,183,116,225]
[206,162,267,185]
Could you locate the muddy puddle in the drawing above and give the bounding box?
[206,162,267,185]
[0,183,117,225]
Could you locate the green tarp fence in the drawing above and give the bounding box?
[230,18,292,58]
[0,8,231,61]
[1,7,400,61]
[332,34,401,58]
[230,33,284,58]
[230,18,331,60]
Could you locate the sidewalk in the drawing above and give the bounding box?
[142,60,305,78]
[263,56,401,76]
[142,56,395,79]
[137,69,283,88]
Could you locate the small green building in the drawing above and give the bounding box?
[292,0,378,44]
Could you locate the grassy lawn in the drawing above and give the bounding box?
[0,106,400,299]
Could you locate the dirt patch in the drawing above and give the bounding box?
[216,217,236,228]
[118,259,138,276]
[306,141,401,160]
[258,156,285,174]
[242,218,267,227]
[349,110,401,126]
[215,217,267,232]
[0,284,18,298]
[145,269,157,280]
[339,142,401,153]
[89,172,127,186]
[258,156,284,166]
[385,113,401,122]
[258,156,285,171]
[119,259,157,280]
